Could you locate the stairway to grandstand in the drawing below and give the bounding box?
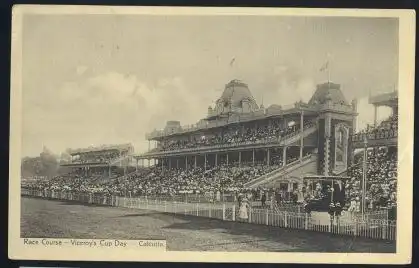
[109,154,131,166]
[278,124,317,147]
[243,154,318,188]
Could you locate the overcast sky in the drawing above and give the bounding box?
[21,15,398,157]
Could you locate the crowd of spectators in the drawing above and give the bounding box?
[71,151,124,164]
[352,114,398,141]
[23,163,284,197]
[346,147,397,210]
[346,112,398,210]
[158,120,314,152]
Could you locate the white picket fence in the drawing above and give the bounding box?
[21,188,396,241]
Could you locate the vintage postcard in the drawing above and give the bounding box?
[9,5,415,264]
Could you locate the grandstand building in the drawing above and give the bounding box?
[61,144,134,178]
[351,91,398,148]
[134,79,359,190]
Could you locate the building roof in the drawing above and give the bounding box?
[308,82,349,106]
[214,79,259,115]
[69,143,133,155]
[369,91,398,108]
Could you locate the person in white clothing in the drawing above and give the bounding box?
[355,197,361,213]
[238,198,250,221]
[348,198,357,212]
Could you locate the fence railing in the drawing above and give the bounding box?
[21,188,396,241]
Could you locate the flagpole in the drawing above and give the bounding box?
[327,61,331,83]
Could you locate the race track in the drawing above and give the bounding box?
[21,197,395,252]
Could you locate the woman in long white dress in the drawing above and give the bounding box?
[269,195,275,209]
[238,198,249,221]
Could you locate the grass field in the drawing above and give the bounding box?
[21,197,395,252]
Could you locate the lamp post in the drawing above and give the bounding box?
[361,136,368,219]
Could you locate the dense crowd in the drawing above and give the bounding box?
[23,112,398,213]
[23,163,285,197]
[346,146,397,210]
[71,151,123,164]
[346,113,398,210]
[158,120,314,152]
[352,114,398,141]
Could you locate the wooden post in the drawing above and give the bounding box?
[382,221,387,240]
[232,205,236,221]
[284,212,288,228]
[248,208,252,223]
[266,209,269,225]
[222,204,226,220]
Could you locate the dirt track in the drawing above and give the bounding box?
[21,197,395,252]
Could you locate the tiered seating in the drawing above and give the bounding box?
[157,120,314,152]
[346,147,397,209]
[352,114,398,141]
[24,164,281,197]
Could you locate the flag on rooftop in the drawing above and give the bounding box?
[319,61,329,72]
[230,58,236,67]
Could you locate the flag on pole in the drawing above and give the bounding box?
[230,58,236,67]
[320,61,331,82]
[319,61,329,72]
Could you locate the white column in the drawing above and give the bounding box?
[300,110,304,161]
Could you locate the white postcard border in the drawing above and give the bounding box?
[8,5,415,264]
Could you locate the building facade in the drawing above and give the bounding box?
[134,80,358,189]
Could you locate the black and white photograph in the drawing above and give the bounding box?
[9,6,414,264]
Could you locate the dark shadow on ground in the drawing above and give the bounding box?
[117,212,163,218]
[156,213,395,253]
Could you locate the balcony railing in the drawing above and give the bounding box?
[351,128,398,142]
[141,123,316,157]
[145,104,319,140]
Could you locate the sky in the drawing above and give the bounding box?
[21,15,398,157]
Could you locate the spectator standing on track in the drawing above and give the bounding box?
[328,202,336,223]
[261,191,266,208]
[335,202,342,222]
[237,193,243,207]
[269,194,275,209]
[275,191,281,205]
[238,197,249,222]
[355,197,361,213]
[348,197,356,217]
